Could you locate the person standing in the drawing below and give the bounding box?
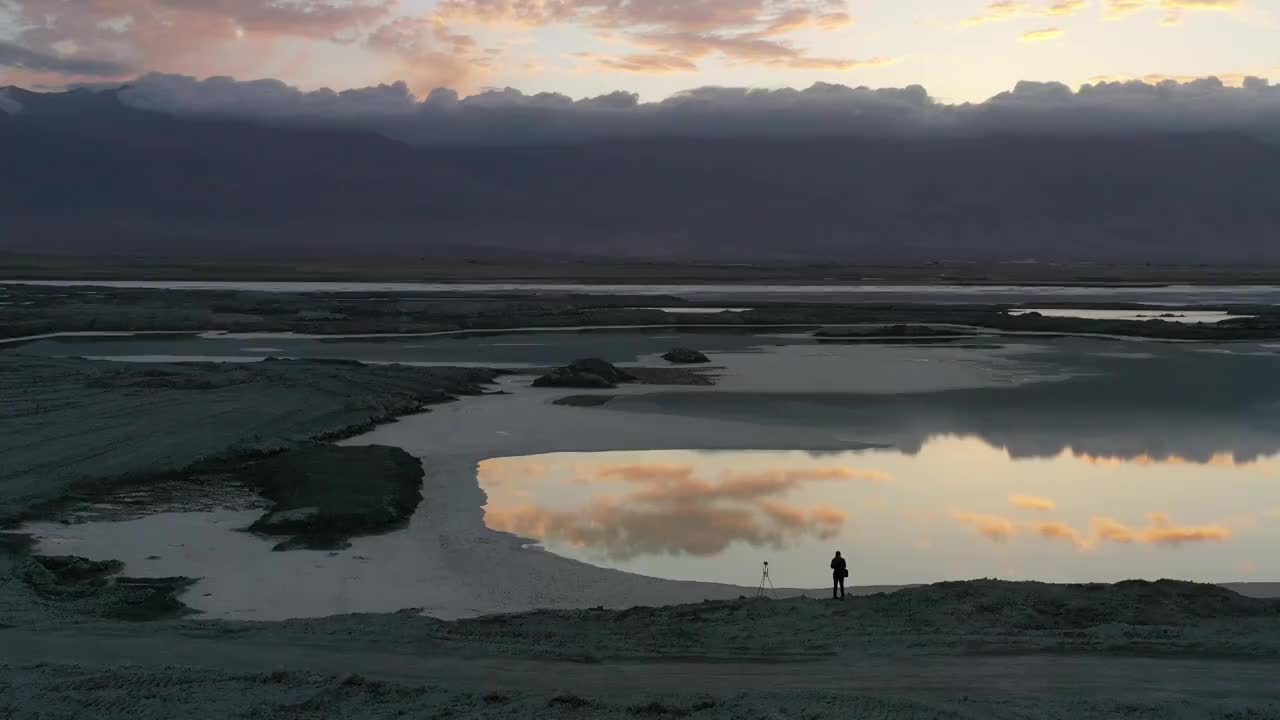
[830,551,847,599]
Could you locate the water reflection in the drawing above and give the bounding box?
[479,457,884,560]
[1012,309,1253,323]
[479,436,1280,585]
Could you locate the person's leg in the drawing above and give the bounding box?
[838,576,845,599]
[832,574,838,599]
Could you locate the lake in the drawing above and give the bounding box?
[16,329,1280,618]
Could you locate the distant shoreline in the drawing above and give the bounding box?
[6,256,1280,285]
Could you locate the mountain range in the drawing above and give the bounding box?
[3,84,1278,262]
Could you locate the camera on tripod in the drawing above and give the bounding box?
[756,560,775,598]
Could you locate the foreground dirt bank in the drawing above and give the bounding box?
[2,580,1279,719]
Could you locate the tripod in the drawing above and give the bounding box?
[756,561,776,598]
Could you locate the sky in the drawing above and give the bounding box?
[0,0,1277,103]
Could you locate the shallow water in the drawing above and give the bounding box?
[1013,308,1254,323]
[477,440,1279,587]
[18,333,1280,618]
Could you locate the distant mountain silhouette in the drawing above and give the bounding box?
[3,85,1278,261]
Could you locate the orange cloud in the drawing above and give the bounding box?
[482,456,861,559]
[757,499,810,527]
[1091,514,1230,545]
[438,0,880,73]
[477,458,548,484]
[1035,521,1090,548]
[485,502,777,558]
[1141,512,1231,544]
[1009,495,1057,511]
[487,495,850,559]
[1020,27,1066,42]
[585,53,700,73]
[1047,0,1090,15]
[1105,0,1147,16]
[724,467,892,484]
[1091,517,1137,543]
[1,0,397,84]
[810,503,850,527]
[954,512,1230,549]
[952,511,1018,542]
[1105,0,1243,21]
[593,463,698,483]
[963,1,1029,25]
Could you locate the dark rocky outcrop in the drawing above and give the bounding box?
[532,358,636,389]
[552,395,617,407]
[532,367,616,389]
[247,444,425,551]
[661,348,710,364]
[568,358,637,384]
[16,554,195,621]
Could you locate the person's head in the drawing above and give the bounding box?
[834,551,841,557]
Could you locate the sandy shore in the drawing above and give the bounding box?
[4,579,1280,719]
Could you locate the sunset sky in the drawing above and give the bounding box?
[1,0,1277,102]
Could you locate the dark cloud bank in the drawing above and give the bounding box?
[2,75,1279,261]
[113,72,1280,144]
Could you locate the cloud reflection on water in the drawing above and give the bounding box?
[480,457,878,560]
[954,510,1232,549]
[477,436,1276,583]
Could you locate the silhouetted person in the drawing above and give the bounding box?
[830,551,847,599]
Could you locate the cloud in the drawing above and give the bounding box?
[1105,0,1243,21]
[1020,27,1066,41]
[0,0,397,84]
[485,502,787,559]
[1091,516,1138,543]
[1139,511,1231,544]
[1105,0,1148,16]
[0,40,132,77]
[952,511,1018,542]
[61,72,1280,147]
[477,458,548,484]
[591,463,697,483]
[963,1,1030,25]
[584,53,700,73]
[724,467,892,484]
[1047,0,1090,15]
[1035,521,1090,548]
[363,15,488,91]
[436,0,875,73]
[1009,495,1057,511]
[479,457,861,558]
[809,503,850,527]
[955,511,1231,548]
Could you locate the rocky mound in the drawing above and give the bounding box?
[662,348,710,364]
[15,555,194,621]
[247,444,425,551]
[532,358,637,388]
